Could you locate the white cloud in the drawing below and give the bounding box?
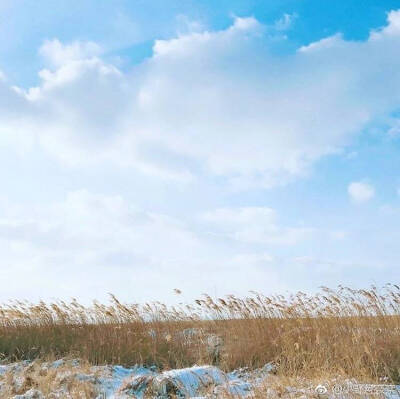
[370,9,400,38]
[2,13,400,188]
[0,188,393,302]
[291,256,380,272]
[298,33,343,53]
[0,189,200,258]
[0,190,204,302]
[175,15,205,35]
[329,230,348,240]
[348,181,375,203]
[1,11,400,303]
[274,13,297,31]
[202,207,313,245]
[39,39,103,68]
[12,187,383,304]
[0,191,306,302]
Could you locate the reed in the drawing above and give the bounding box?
[0,285,399,383]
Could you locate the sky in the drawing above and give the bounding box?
[0,0,400,303]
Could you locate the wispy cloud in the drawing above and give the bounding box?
[348,181,375,203]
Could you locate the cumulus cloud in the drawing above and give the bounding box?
[348,181,375,203]
[2,13,400,188]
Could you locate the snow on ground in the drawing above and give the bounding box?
[0,359,399,398]
[0,361,264,398]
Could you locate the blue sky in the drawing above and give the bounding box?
[0,0,399,303]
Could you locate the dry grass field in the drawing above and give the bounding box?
[0,284,399,388]
[0,285,398,399]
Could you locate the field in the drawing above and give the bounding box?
[0,285,400,397]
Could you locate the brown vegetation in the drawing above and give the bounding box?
[0,285,399,383]
[0,359,97,398]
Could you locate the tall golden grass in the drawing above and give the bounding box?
[0,285,399,383]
